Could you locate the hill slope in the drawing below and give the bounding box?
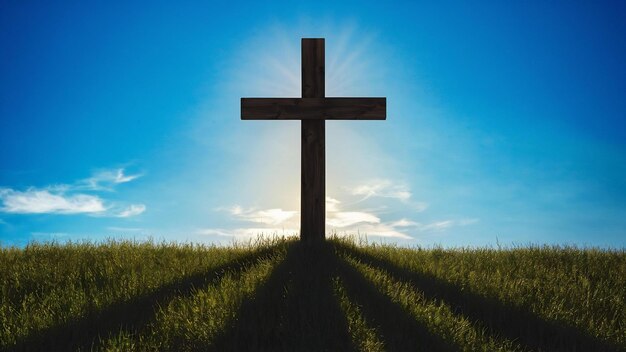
[1,238,624,351]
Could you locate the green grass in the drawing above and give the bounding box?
[1,237,624,351]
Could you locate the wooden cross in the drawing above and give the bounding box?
[241,38,386,242]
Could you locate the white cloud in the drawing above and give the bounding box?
[348,179,412,201]
[390,218,420,227]
[113,169,141,183]
[228,205,244,215]
[326,197,341,212]
[77,168,142,191]
[342,217,479,240]
[0,168,147,217]
[0,188,106,214]
[420,220,455,231]
[407,218,480,233]
[341,223,413,239]
[215,196,478,241]
[221,205,297,225]
[245,208,296,225]
[345,180,429,212]
[326,197,380,227]
[327,211,380,228]
[115,204,146,218]
[326,197,409,238]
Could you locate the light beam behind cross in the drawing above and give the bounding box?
[241,38,386,242]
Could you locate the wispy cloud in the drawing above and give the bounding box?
[326,197,411,239]
[420,220,455,231]
[348,179,412,201]
[213,191,477,241]
[338,218,479,240]
[219,206,297,225]
[76,168,143,191]
[341,223,413,239]
[115,204,146,218]
[389,218,420,227]
[0,167,146,217]
[327,211,380,228]
[346,179,429,212]
[326,197,341,212]
[215,196,419,240]
[0,188,106,214]
[393,218,480,233]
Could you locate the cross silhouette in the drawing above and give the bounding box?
[241,38,386,241]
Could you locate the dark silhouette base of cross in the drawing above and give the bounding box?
[241,38,386,242]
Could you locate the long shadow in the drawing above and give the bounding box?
[333,251,458,352]
[210,242,357,352]
[334,242,622,352]
[6,246,281,352]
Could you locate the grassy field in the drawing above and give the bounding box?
[0,237,624,351]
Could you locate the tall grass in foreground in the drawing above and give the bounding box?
[1,237,624,351]
[0,237,286,350]
[101,249,286,351]
[333,238,626,350]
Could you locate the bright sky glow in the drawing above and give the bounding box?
[1,1,625,247]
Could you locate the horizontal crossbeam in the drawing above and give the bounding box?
[241,97,386,120]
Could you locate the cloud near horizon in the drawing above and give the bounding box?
[197,227,299,239]
[209,184,479,240]
[220,206,297,226]
[348,179,411,201]
[346,179,429,212]
[326,211,380,228]
[212,196,413,239]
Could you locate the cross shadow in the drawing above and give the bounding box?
[334,242,621,352]
[7,246,281,352]
[333,250,458,352]
[210,242,357,352]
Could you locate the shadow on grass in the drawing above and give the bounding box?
[334,242,621,352]
[333,250,458,352]
[210,242,356,352]
[7,246,281,352]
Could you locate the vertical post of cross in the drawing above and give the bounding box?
[242,38,385,242]
[301,38,325,242]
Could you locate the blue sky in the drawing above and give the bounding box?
[1,1,625,247]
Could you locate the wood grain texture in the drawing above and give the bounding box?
[241,98,386,120]
[301,39,325,242]
[301,119,325,242]
[302,38,325,98]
